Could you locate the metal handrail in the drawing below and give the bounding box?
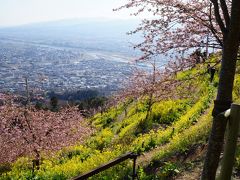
[71,152,138,180]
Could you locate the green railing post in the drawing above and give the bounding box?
[219,104,240,180]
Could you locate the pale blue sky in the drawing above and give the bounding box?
[0,0,140,27]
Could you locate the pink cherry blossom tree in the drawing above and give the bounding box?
[117,0,240,178]
[0,94,93,169]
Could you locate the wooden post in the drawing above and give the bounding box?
[132,154,137,180]
[219,104,240,180]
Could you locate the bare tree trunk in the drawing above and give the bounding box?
[145,58,156,121]
[145,95,153,121]
[202,1,240,179]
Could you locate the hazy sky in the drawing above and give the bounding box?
[0,0,139,27]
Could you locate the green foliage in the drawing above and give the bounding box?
[150,100,190,124]
[87,128,114,151]
[89,161,132,180]
[154,106,213,160]
[91,103,126,129]
[2,147,126,180]
[50,96,59,112]
[137,167,152,180]
[58,146,92,163]
[158,162,180,178]
[233,74,240,103]
[132,87,214,153]
[77,96,107,117]
[0,163,11,176]
[118,112,147,138]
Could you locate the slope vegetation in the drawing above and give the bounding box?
[2,55,240,179]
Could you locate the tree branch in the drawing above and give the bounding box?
[210,0,227,35]
[220,0,230,28]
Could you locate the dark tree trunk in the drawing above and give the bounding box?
[202,1,240,179]
[145,94,153,121]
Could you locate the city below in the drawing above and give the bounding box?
[0,19,141,96]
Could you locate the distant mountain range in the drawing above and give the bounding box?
[0,18,142,54]
[0,18,140,38]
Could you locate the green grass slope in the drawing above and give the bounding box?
[3,55,240,180]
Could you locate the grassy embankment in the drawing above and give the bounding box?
[2,54,240,179]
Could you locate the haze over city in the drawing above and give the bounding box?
[0,0,153,95]
[0,0,151,27]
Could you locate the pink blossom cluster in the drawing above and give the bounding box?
[116,0,230,60]
[0,94,93,163]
